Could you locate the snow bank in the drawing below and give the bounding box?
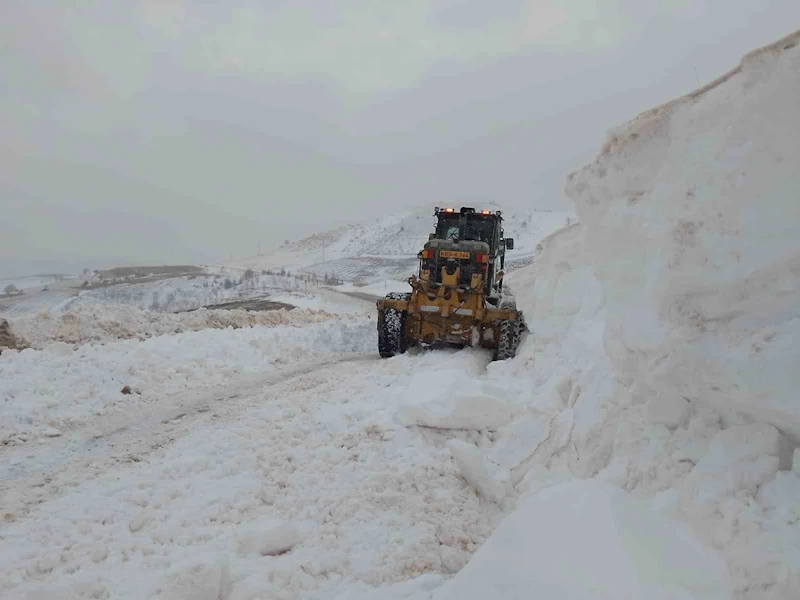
[0,316,373,442]
[464,30,800,599]
[7,304,342,349]
[566,30,800,439]
[436,480,730,600]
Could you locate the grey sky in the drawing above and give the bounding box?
[1,1,798,276]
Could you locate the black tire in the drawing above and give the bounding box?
[494,317,526,361]
[378,308,407,358]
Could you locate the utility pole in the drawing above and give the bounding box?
[693,66,701,86]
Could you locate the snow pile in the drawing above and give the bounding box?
[8,304,343,348]
[0,316,373,442]
[436,480,731,600]
[394,353,520,431]
[567,32,800,440]
[442,31,800,600]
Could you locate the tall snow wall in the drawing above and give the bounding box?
[565,29,800,439]
[489,30,800,599]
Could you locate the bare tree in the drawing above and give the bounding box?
[3,284,19,295]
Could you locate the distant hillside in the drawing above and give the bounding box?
[230,204,574,283]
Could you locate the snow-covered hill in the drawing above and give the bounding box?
[229,204,573,283]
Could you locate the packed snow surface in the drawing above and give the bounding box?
[0,350,503,600]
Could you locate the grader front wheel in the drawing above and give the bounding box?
[494,318,526,361]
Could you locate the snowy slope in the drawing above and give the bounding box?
[230,204,573,283]
[425,30,800,600]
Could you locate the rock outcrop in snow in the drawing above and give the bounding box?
[0,318,27,353]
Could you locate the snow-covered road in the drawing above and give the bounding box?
[1,326,504,600]
[1,352,374,518]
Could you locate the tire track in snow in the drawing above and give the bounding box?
[0,350,501,600]
[0,353,376,521]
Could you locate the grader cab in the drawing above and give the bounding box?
[376,207,525,360]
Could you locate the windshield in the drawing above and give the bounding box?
[464,218,494,244]
[435,216,460,239]
[435,214,495,244]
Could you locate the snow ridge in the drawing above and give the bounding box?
[9,304,344,349]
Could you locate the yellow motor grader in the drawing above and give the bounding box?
[377,206,526,361]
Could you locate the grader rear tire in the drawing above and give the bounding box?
[378,308,407,358]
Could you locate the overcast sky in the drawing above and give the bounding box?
[1,1,798,276]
